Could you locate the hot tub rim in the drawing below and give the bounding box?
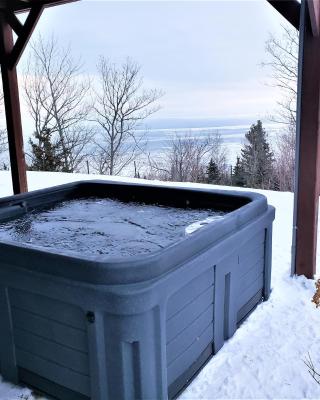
[0,180,273,285]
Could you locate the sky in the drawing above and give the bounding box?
[14,0,291,133]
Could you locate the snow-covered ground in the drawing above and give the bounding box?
[0,171,320,400]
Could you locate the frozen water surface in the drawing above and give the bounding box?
[0,198,226,257]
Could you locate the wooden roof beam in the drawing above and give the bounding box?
[1,0,79,14]
[4,4,44,69]
[267,0,301,30]
[5,11,23,35]
[1,0,79,69]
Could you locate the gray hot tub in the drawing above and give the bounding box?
[0,180,275,400]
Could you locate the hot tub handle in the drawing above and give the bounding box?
[12,201,28,210]
[86,311,95,323]
[0,201,28,219]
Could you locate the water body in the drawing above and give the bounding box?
[134,119,280,165]
[0,198,226,257]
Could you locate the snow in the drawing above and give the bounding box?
[0,171,320,399]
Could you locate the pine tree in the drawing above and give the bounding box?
[232,156,245,187]
[206,158,220,184]
[29,129,65,172]
[240,120,274,189]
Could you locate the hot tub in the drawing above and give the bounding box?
[0,180,275,400]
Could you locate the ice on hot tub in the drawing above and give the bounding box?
[0,198,226,257]
[185,215,225,234]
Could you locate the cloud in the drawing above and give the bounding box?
[16,0,288,132]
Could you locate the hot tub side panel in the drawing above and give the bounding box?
[166,213,273,399]
[212,223,273,354]
[0,287,91,399]
[166,267,215,397]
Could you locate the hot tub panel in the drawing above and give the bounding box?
[166,267,215,395]
[9,289,90,398]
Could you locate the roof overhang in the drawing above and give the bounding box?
[0,0,78,13]
[267,0,301,30]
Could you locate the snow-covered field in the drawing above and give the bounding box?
[0,171,320,400]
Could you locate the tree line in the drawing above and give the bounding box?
[147,119,285,192]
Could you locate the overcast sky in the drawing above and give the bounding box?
[17,0,291,131]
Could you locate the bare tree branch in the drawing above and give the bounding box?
[262,24,299,127]
[262,24,298,192]
[0,89,8,162]
[91,57,163,176]
[303,353,320,385]
[148,132,227,183]
[272,125,295,191]
[23,34,93,172]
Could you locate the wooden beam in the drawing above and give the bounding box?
[0,12,28,194]
[292,0,320,278]
[5,11,23,35]
[0,0,78,194]
[267,0,301,30]
[7,4,44,69]
[307,0,320,36]
[2,0,79,14]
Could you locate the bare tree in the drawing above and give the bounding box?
[148,132,227,183]
[263,24,299,127]
[0,129,7,155]
[23,35,93,172]
[0,89,8,165]
[304,353,320,386]
[92,57,162,176]
[262,25,299,192]
[210,133,228,177]
[273,125,295,191]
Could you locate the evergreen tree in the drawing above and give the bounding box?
[206,158,220,184]
[29,129,65,171]
[240,120,274,189]
[232,156,245,187]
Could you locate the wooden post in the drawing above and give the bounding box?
[292,0,320,278]
[0,12,28,194]
[0,2,78,194]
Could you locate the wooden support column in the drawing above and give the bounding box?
[292,0,320,278]
[0,12,28,194]
[308,0,320,37]
[0,2,77,194]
